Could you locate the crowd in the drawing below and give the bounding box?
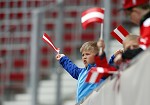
[55,0,150,104]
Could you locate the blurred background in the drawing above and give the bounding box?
[0,0,139,105]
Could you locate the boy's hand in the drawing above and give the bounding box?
[97,39,105,55]
[114,53,123,65]
[114,49,124,57]
[55,54,65,60]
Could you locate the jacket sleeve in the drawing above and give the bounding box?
[59,56,83,80]
[95,52,117,71]
[95,52,109,68]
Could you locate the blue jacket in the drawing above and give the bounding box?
[59,56,104,103]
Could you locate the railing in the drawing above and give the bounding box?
[78,48,150,105]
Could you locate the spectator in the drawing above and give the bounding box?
[55,41,105,103]
[114,34,143,64]
[121,0,150,60]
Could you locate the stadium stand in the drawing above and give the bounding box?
[0,0,125,105]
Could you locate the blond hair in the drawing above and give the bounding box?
[80,41,99,54]
[123,34,140,47]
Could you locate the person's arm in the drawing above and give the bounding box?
[56,54,82,80]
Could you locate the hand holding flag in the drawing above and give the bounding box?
[42,33,60,53]
[81,7,105,29]
[111,25,129,44]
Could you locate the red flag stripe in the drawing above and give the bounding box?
[82,18,103,29]
[85,71,93,83]
[95,73,103,83]
[42,33,60,53]
[81,11,104,23]
[81,7,104,29]
[82,7,104,17]
[111,25,129,44]
[88,72,99,83]
[117,25,129,37]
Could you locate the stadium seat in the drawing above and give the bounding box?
[16,12,23,19]
[9,72,25,81]
[0,24,5,31]
[45,23,55,30]
[17,1,22,7]
[0,36,7,44]
[9,1,15,8]
[63,33,74,41]
[81,33,95,41]
[0,1,6,8]
[63,46,72,55]
[41,46,51,55]
[13,59,26,68]
[40,58,50,68]
[0,13,5,20]
[0,48,7,56]
[64,22,75,29]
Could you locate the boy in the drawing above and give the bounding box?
[114,34,143,64]
[55,41,104,103]
[95,34,142,69]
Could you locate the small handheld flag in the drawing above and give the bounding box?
[42,33,60,53]
[85,67,109,83]
[111,25,129,44]
[81,7,105,29]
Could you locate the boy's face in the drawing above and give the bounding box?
[81,51,96,67]
[123,40,139,51]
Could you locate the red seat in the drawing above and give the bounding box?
[81,33,95,41]
[13,59,26,68]
[51,11,58,18]
[9,12,15,19]
[17,12,23,19]
[70,11,78,17]
[112,0,118,3]
[63,33,74,41]
[45,23,55,30]
[0,24,5,31]
[0,1,6,8]
[0,13,5,20]
[27,1,32,7]
[9,72,25,81]
[17,1,22,7]
[9,1,15,8]
[0,48,7,56]
[64,22,75,29]
[27,24,32,31]
[63,46,72,55]
[35,0,41,7]
[112,9,118,16]
[0,36,7,44]
[40,58,50,68]
[41,46,51,54]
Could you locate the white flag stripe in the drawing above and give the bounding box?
[43,35,59,52]
[97,67,104,73]
[114,28,126,41]
[81,12,104,23]
[89,72,99,83]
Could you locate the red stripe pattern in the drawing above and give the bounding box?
[81,7,104,29]
[111,25,129,44]
[42,33,60,53]
[85,67,109,83]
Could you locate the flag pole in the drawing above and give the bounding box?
[99,23,103,55]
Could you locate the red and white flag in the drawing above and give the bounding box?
[85,67,109,83]
[111,25,129,44]
[81,7,104,29]
[42,33,60,53]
